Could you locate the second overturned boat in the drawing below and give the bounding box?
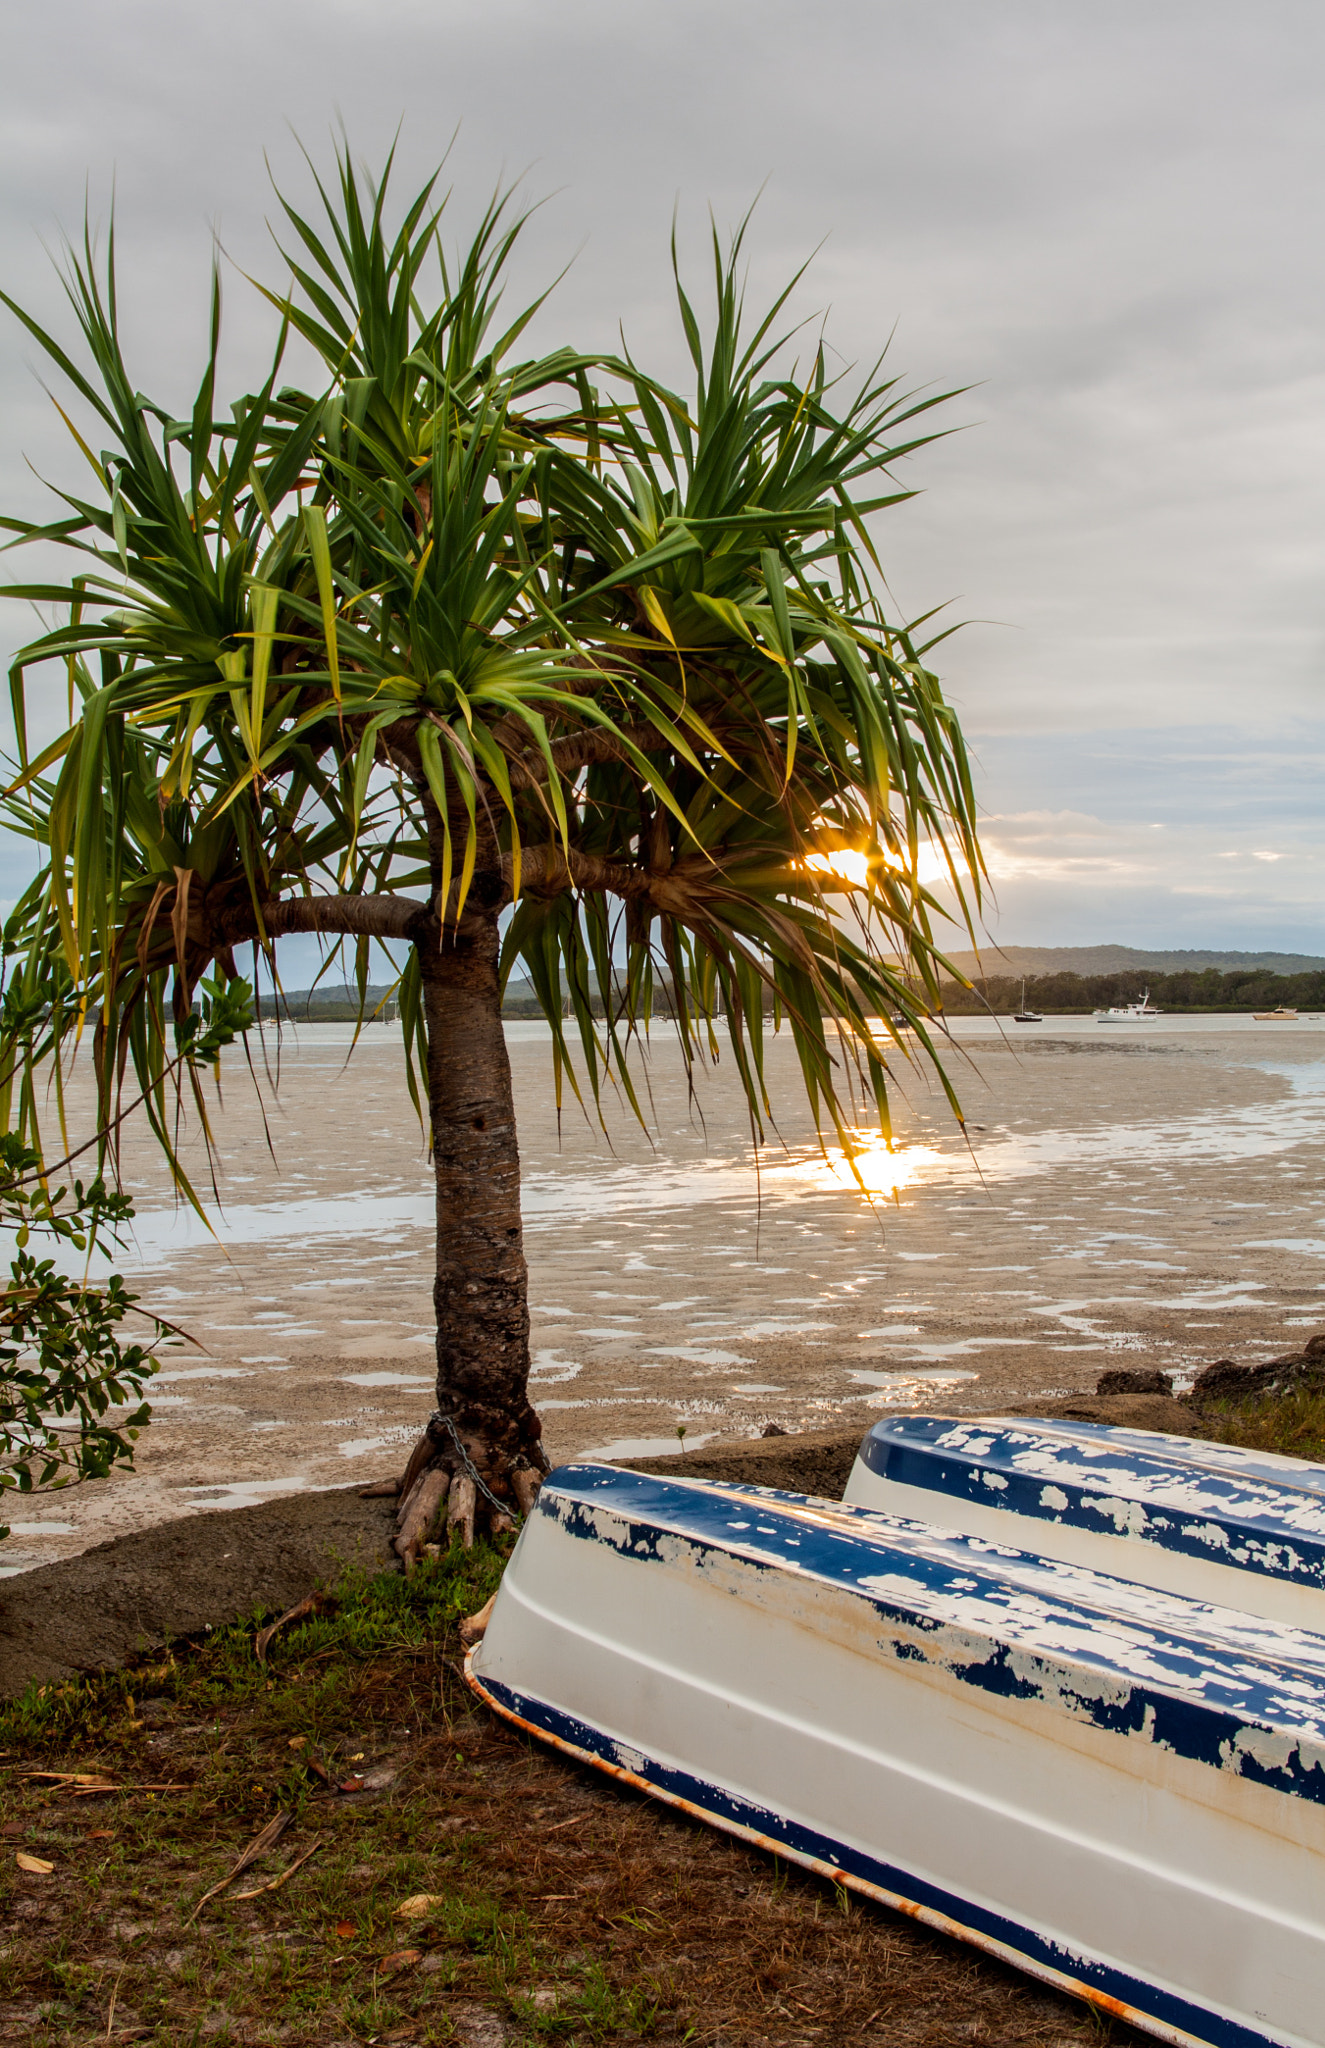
[469,1427,1325,2048]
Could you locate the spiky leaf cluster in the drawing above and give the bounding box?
[0,145,985,1190]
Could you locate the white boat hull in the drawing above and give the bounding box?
[469,1463,1325,2048]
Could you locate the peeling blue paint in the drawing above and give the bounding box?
[857,1415,1325,1590]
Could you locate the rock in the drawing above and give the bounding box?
[1190,1352,1325,1405]
[761,1423,789,1437]
[1095,1369,1173,1397]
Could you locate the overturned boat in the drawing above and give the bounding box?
[467,1424,1325,2048]
[845,1411,1325,1630]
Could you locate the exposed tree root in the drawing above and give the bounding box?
[389,1409,546,1549]
[510,1464,542,1519]
[447,1471,477,1548]
[254,1590,338,1664]
[459,1591,497,1645]
[398,1429,442,1504]
[394,1466,448,1571]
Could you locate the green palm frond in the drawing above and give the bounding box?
[1,144,985,1198]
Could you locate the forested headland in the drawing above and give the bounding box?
[937,968,1325,1015]
[270,966,1325,1023]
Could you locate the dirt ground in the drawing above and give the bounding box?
[0,1534,1151,2048]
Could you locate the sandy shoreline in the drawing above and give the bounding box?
[6,1014,1325,1573]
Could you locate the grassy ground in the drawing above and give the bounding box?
[1192,1384,1325,1463]
[0,1537,1148,2048]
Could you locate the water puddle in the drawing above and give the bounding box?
[846,1368,980,1387]
[644,1345,754,1367]
[739,1319,833,1337]
[153,1366,254,1383]
[530,1351,583,1384]
[582,1432,721,1461]
[181,1478,322,1510]
[338,1372,433,1388]
[335,1430,417,1461]
[859,1338,1035,1359]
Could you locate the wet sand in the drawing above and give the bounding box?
[7,1014,1325,1572]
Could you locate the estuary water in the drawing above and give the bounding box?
[6,1011,1325,1572]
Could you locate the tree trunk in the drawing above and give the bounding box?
[395,879,547,1546]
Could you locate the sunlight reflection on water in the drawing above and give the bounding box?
[775,1137,946,1199]
[28,1038,1325,1276]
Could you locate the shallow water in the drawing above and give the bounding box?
[8,1015,1325,1569]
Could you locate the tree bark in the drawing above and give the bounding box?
[413,877,546,1521]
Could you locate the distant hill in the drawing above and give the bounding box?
[266,978,570,1020]
[941,944,1325,977]
[261,984,399,1022]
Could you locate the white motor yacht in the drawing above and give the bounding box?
[1094,987,1162,1021]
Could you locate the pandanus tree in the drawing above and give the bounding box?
[0,148,984,1542]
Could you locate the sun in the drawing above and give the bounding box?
[802,848,871,888]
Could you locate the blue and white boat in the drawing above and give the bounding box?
[845,1412,1325,1630]
[467,1427,1325,2048]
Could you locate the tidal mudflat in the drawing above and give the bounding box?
[8,1014,1325,1572]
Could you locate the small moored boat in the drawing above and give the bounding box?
[1094,987,1163,1021]
[1252,1007,1298,1021]
[468,1443,1325,2048]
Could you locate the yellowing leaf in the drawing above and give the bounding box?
[16,1851,53,1874]
[394,1893,443,1919]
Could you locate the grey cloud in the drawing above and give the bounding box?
[1,0,1321,946]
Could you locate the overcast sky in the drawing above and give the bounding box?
[1,0,1322,956]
